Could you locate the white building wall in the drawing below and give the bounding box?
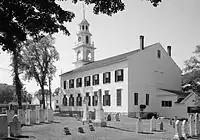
[128,43,182,116]
[60,60,129,113]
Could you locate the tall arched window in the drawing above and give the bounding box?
[86,36,89,44]
[82,25,84,30]
[87,50,92,61]
[76,94,82,106]
[69,94,74,106]
[86,26,88,30]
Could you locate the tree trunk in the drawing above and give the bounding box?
[49,77,52,109]
[41,85,45,109]
[13,49,22,109]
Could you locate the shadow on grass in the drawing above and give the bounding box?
[140,132,154,134]
[188,136,200,139]
[106,125,134,132]
[154,130,167,132]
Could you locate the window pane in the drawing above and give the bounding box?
[146,94,149,106]
[134,93,138,105]
[117,89,122,106]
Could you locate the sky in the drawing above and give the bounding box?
[0,0,199,94]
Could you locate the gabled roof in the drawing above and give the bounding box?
[159,88,188,97]
[60,43,160,76]
[180,91,200,104]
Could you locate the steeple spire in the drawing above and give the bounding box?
[82,3,85,20]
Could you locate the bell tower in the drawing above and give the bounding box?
[73,4,96,68]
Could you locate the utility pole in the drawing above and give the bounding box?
[48,76,52,109]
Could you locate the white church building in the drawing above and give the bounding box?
[59,13,191,118]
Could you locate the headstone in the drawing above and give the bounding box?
[194,113,200,137]
[0,114,8,138]
[39,109,45,123]
[10,115,22,137]
[150,116,156,131]
[36,109,40,124]
[78,127,84,133]
[172,120,184,140]
[64,127,71,135]
[170,118,173,125]
[25,109,31,125]
[173,116,178,128]
[48,109,54,122]
[89,123,95,131]
[188,114,195,137]
[115,113,120,121]
[182,120,188,139]
[6,110,15,125]
[107,114,111,121]
[94,89,107,127]
[136,118,143,133]
[30,110,36,124]
[44,109,48,123]
[82,96,89,123]
[159,117,164,131]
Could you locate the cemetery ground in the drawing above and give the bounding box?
[11,114,198,140]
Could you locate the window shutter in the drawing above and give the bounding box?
[92,96,94,106]
[80,97,82,106]
[115,71,117,82]
[92,75,94,85]
[103,73,105,84]
[108,95,111,106]
[121,70,124,81]
[109,72,111,83]
[103,95,105,106]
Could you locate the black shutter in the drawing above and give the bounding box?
[80,97,82,106]
[92,75,94,85]
[108,95,111,106]
[103,95,105,106]
[115,71,117,82]
[121,69,124,81]
[84,77,86,86]
[109,72,111,83]
[92,96,94,106]
[103,73,105,84]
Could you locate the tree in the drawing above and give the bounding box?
[183,45,200,105]
[20,35,59,109]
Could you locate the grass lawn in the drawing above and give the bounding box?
[19,114,199,140]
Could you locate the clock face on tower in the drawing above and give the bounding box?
[78,37,81,42]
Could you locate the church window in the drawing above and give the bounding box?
[161,101,172,107]
[76,94,82,106]
[82,25,84,30]
[86,36,89,44]
[157,50,161,59]
[116,89,122,106]
[63,95,67,106]
[86,26,88,30]
[77,51,82,60]
[103,90,111,106]
[103,72,111,84]
[69,94,74,106]
[87,50,92,60]
[146,94,149,106]
[69,79,74,88]
[76,78,82,87]
[84,76,91,86]
[92,74,99,85]
[115,69,124,82]
[134,93,138,105]
[63,80,66,89]
[92,91,98,106]
[86,92,91,106]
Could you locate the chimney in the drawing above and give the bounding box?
[140,35,144,50]
[167,46,171,56]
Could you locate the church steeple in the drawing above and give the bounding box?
[73,4,96,68]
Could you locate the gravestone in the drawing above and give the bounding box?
[64,127,71,135]
[170,118,173,125]
[188,114,195,137]
[172,120,184,140]
[89,123,95,131]
[94,89,107,127]
[39,109,45,123]
[150,116,156,131]
[82,96,89,123]
[115,113,120,121]
[136,118,143,133]
[30,110,36,124]
[173,116,178,128]
[159,117,164,131]
[48,109,54,122]
[25,109,31,125]
[78,127,84,133]
[36,109,40,124]
[44,109,48,123]
[10,115,22,137]
[6,110,15,125]
[0,114,8,138]
[194,113,200,137]
[182,120,188,139]
[107,114,111,121]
